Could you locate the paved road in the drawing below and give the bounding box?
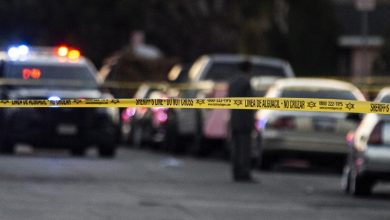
[0,147,389,220]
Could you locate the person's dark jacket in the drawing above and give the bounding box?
[228,73,254,132]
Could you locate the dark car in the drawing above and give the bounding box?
[121,83,173,149]
[0,45,120,157]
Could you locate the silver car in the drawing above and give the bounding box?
[172,54,294,156]
[342,87,390,196]
[255,78,366,170]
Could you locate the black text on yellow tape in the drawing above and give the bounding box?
[0,98,390,114]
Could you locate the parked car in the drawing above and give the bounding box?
[121,84,169,148]
[167,63,190,83]
[254,78,366,170]
[167,54,294,156]
[342,87,390,196]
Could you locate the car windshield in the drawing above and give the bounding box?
[204,62,286,81]
[4,62,98,88]
[379,95,390,103]
[280,88,357,100]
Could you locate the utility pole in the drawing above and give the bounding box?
[355,0,376,78]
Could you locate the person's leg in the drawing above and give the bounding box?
[239,133,252,179]
[231,132,241,181]
[232,132,252,181]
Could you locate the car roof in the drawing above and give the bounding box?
[0,49,90,66]
[203,54,290,67]
[269,78,366,100]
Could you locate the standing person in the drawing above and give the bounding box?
[228,59,255,182]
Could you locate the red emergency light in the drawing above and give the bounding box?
[56,46,80,60]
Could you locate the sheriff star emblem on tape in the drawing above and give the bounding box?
[307,101,316,108]
[111,99,120,104]
[234,100,243,106]
[196,100,205,105]
[345,103,355,110]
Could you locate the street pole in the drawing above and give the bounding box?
[361,9,369,77]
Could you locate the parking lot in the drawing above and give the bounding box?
[0,146,389,220]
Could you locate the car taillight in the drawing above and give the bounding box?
[121,107,136,122]
[152,108,168,125]
[270,117,295,130]
[345,131,355,145]
[368,122,383,145]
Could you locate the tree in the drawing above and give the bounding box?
[285,0,339,75]
[145,0,241,61]
[0,0,148,66]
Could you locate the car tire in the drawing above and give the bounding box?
[0,140,15,155]
[188,133,205,157]
[162,121,179,153]
[70,147,86,157]
[121,122,132,146]
[350,171,373,196]
[341,166,351,194]
[258,152,275,171]
[188,110,206,157]
[257,135,274,171]
[98,146,116,158]
[132,125,144,148]
[162,109,183,153]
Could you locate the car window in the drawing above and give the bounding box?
[280,89,357,100]
[204,62,286,81]
[4,62,97,88]
[379,95,390,103]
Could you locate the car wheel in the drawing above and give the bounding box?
[258,152,275,171]
[257,135,274,171]
[341,166,351,194]
[188,133,205,157]
[98,146,116,158]
[70,146,86,157]
[188,110,206,157]
[161,109,182,153]
[162,118,179,153]
[0,137,15,155]
[350,171,373,196]
[132,125,144,148]
[0,140,15,155]
[121,122,132,145]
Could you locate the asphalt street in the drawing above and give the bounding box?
[0,146,389,220]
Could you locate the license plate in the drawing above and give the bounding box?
[57,124,78,135]
[313,117,335,132]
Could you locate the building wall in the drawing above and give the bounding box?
[351,47,380,76]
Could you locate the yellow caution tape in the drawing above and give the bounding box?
[1,78,389,94]
[1,97,390,114]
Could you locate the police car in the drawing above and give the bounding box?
[0,45,120,157]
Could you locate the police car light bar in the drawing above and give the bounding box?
[7,45,30,59]
[56,46,80,59]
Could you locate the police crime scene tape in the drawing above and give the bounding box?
[1,97,390,114]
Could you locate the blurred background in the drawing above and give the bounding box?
[1,0,390,81]
[2,1,390,219]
